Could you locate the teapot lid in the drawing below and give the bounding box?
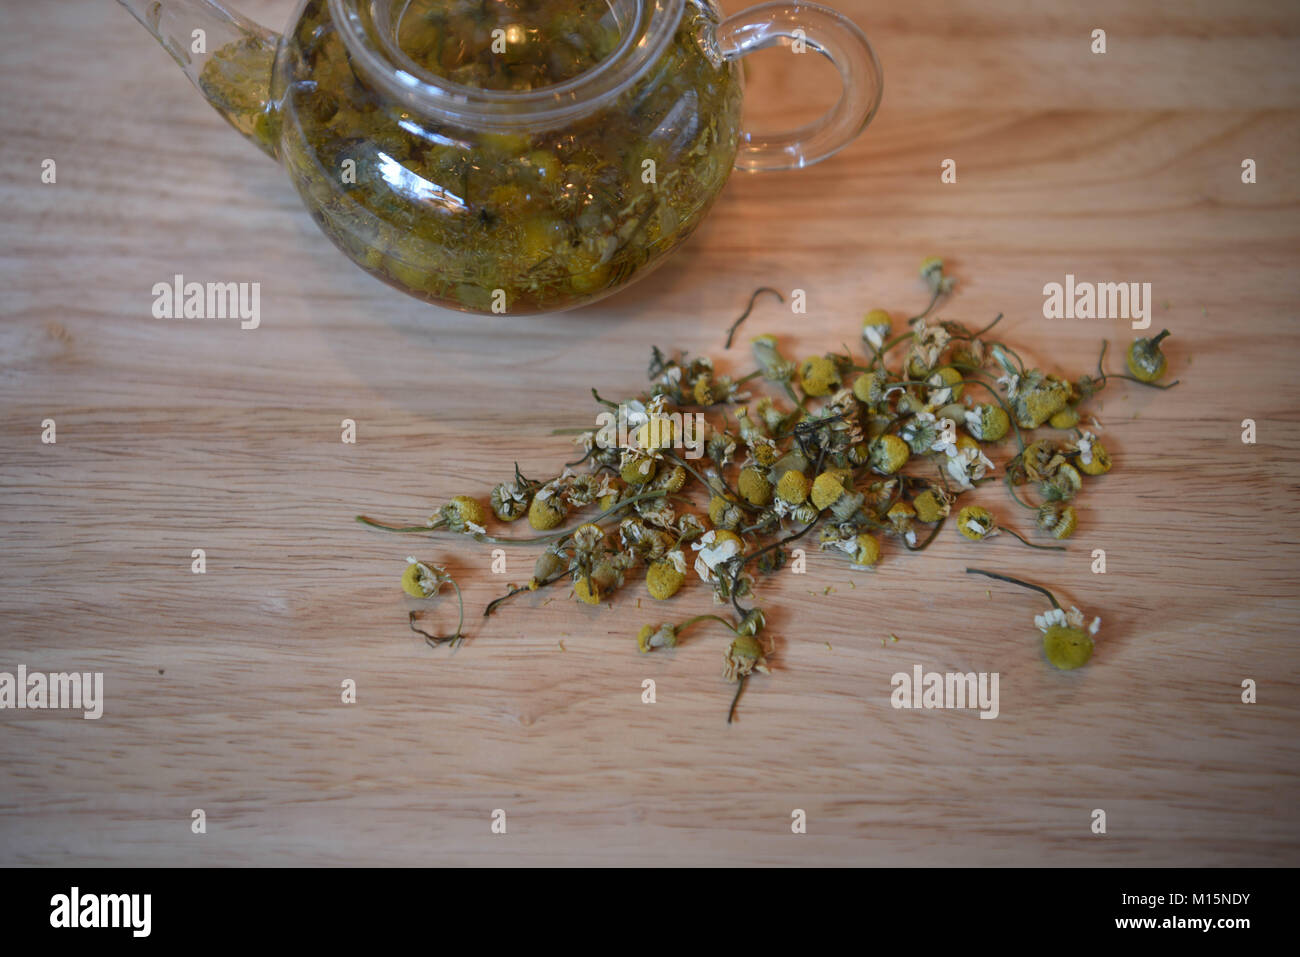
[330,0,689,130]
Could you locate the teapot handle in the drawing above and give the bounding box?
[715,1,882,171]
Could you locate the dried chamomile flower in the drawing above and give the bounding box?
[1072,431,1112,475]
[637,623,679,653]
[1049,406,1080,430]
[691,529,743,582]
[1126,330,1171,383]
[1037,502,1078,540]
[966,569,1099,670]
[810,470,850,511]
[1035,606,1099,670]
[401,557,448,598]
[574,558,624,606]
[748,435,780,467]
[737,465,773,507]
[913,487,951,523]
[751,334,796,382]
[964,403,1010,442]
[646,550,688,599]
[707,430,739,468]
[527,483,569,530]
[941,443,996,491]
[869,434,910,474]
[850,533,882,567]
[723,634,771,682]
[1010,372,1071,429]
[852,369,888,406]
[1010,439,1067,485]
[530,548,568,589]
[927,366,964,404]
[799,355,841,397]
[619,449,658,485]
[433,495,488,534]
[775,469,810,506]
[1040,462,1082,501]
[708,494,745,529]
[736,607,766,636]
[862,309,892,351]
[899,412,943,455]
[755,396,788,434]
[920,256,956,296]
[651,464,687,494]
[957,505,999,541]
[906,320,952,377]
[489,467,536,522]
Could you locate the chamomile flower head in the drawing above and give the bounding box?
[862,309,892,350]
[912,487,951,523]
[1073,431,1112,475]
[964,403,1010,442]
[869,434,911,474]
[957,505,998,540]
[927,366,964,404]
[1035,606,1100,670]
[637,623,679,653]
[619,450,658,485]
[1126,330,1170,383]
[811,471,849,511]
[401,557,446,598]
[751,334,796,382]
[646,551,688,599]
[944,443,996,491]
[851,533,881,567]
[1037,502,1078,539]
[1049,406,1080,430]
[691,529,743,582]
[723,634,771,682]
[737,466,773,507]
[775,469,810,506]
[527,484,568,530]
[435,496,488,533]
[1012,374,1071,429]
[852,369,888,406]
[799,355,841,398]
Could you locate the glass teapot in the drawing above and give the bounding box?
[121,0,881,314]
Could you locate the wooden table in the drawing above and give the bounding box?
[1,0,1297,866]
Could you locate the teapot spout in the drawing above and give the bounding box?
[118,0,282,159]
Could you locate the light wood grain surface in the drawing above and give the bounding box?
[2,0,1298,866]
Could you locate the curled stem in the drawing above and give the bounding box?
[997,525,1066,552]
[725,287,784,348]
[965,567,1060,609]
[409,577,465,648]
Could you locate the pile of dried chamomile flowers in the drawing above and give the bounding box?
[358,259,1179,720]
